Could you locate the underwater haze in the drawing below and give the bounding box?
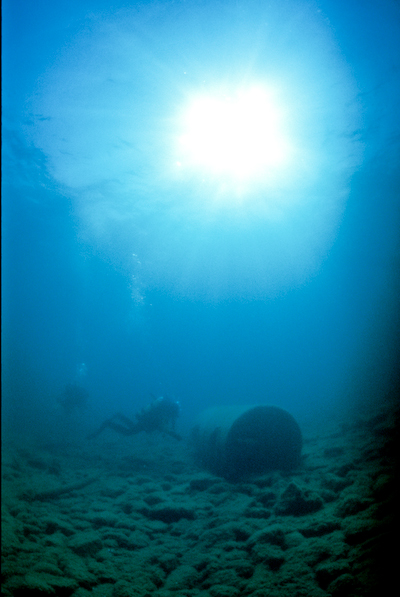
[2,0,400,438]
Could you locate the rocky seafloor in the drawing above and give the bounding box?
[1,402,398,597]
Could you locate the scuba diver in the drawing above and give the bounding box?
[87,396,182,440]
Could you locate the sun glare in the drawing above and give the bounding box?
[178,87,290,180]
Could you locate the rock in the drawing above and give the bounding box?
[243,506,272,519]
[247,524,286,548]
[140,503,196,523]
[9,572,78,596]
[299,518,341,537]
[257,490,276,507]
[113,578,156,597]
[158,552,180,574]
[90,513,119,528]
[58,551,97,588]
[284,531,305,548]
[1,508,23,555]
[335,495,372,517]
[342,516,376,545]
[293,533,348,567]
[44,517,74,536]
[164,564,200,590]
[209,584,240,597]
[68,531,103,556]
[275,482,323,515]
[251,543,285,570]
[327,573,357,596]
[315,560,351,589]
[206,567,241,587]
[322,473,352,492]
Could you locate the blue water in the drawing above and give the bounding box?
[2,0,399,444]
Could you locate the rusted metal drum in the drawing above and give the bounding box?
[192,405,302,480]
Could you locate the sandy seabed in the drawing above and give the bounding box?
[1,403,397,597]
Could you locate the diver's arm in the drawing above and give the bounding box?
[103,420,140,436]
[112,413,138,430]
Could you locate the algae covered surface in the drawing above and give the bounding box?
[1,403,397,597]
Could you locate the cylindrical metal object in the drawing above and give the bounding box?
[192,405,302,480]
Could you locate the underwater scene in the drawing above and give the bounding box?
[2,1,399,596]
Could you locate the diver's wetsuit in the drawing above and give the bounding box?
[87,397,181,440]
